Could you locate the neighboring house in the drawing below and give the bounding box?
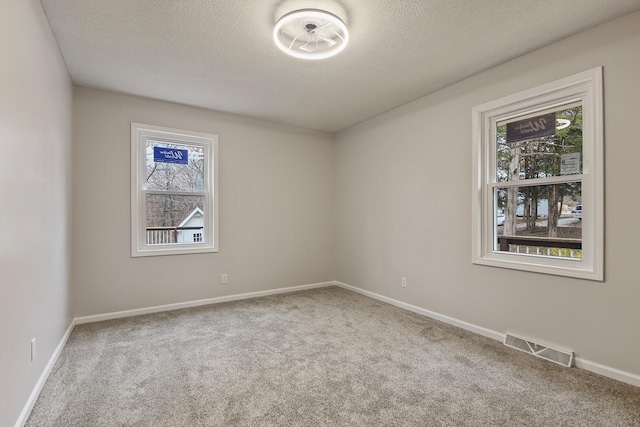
[177,207,204,243]
[146,207,205,244]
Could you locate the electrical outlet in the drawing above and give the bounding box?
[31,338,36,362]
[401,277,407,288]
[221,274,228,284]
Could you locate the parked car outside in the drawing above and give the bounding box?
[496,213,505,226]
[574,204,582,220]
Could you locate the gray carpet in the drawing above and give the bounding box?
[27,286,640,426]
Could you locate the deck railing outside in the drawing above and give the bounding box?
[146,226,203,245]
[497,235,582,259]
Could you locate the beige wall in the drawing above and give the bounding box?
[0,0,73,425]
[72,87,335,316]
[5,6,640,425]
[334,11,640,376]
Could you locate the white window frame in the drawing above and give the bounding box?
[131,123,219,257]
[472,67,603,280]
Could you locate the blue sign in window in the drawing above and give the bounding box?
[153,147,189,164]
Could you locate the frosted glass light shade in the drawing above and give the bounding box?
[273,9,349,60]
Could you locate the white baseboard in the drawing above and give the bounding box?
[15,320,75,427]
[16,280,334,426]
[74,281,335,324]
[16,279,639,426]
[334,281,640,388]
[575,357,640,387]
[334,281,505,342]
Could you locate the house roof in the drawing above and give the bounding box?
[40,0,640,132]
[178,207,204,229]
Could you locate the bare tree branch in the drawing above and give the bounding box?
[147,163,158,181]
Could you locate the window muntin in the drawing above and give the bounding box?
[132,123,218,257]
[472,68,603,280]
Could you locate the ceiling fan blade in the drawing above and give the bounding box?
[318,35,337,47]
[288,36,298,50]
[314,22,331,32]
[300,40,318,52]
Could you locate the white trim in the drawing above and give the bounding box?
[74,281,335,324]
[15,280,640,426]
[334,281,504,342]
[15,321,75,427]
[574,358,640,388]
[471,67,603,280]
[131,122,219,257]
[15,281,335,425]
[335,281,640,388]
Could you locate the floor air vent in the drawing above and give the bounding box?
[504,332,573,367]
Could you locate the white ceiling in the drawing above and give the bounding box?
[40,0,640,133]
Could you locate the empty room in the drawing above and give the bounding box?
[2,0,640,426]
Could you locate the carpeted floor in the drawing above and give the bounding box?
[27,286,640,426]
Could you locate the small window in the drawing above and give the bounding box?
[472,68,603,280]
[131,123,218,257]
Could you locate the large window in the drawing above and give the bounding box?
[131,123,218,257]
[472,68,603,280]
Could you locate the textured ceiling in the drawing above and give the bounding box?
[40,0,640,132]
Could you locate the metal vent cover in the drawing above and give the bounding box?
[504,332,574,367]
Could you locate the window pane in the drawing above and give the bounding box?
[497,103,583,182]
[146,141,205,192]
[494,182,582,259]
[145,194,205,245]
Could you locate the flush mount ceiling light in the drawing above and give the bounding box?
[273,9,349,60]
